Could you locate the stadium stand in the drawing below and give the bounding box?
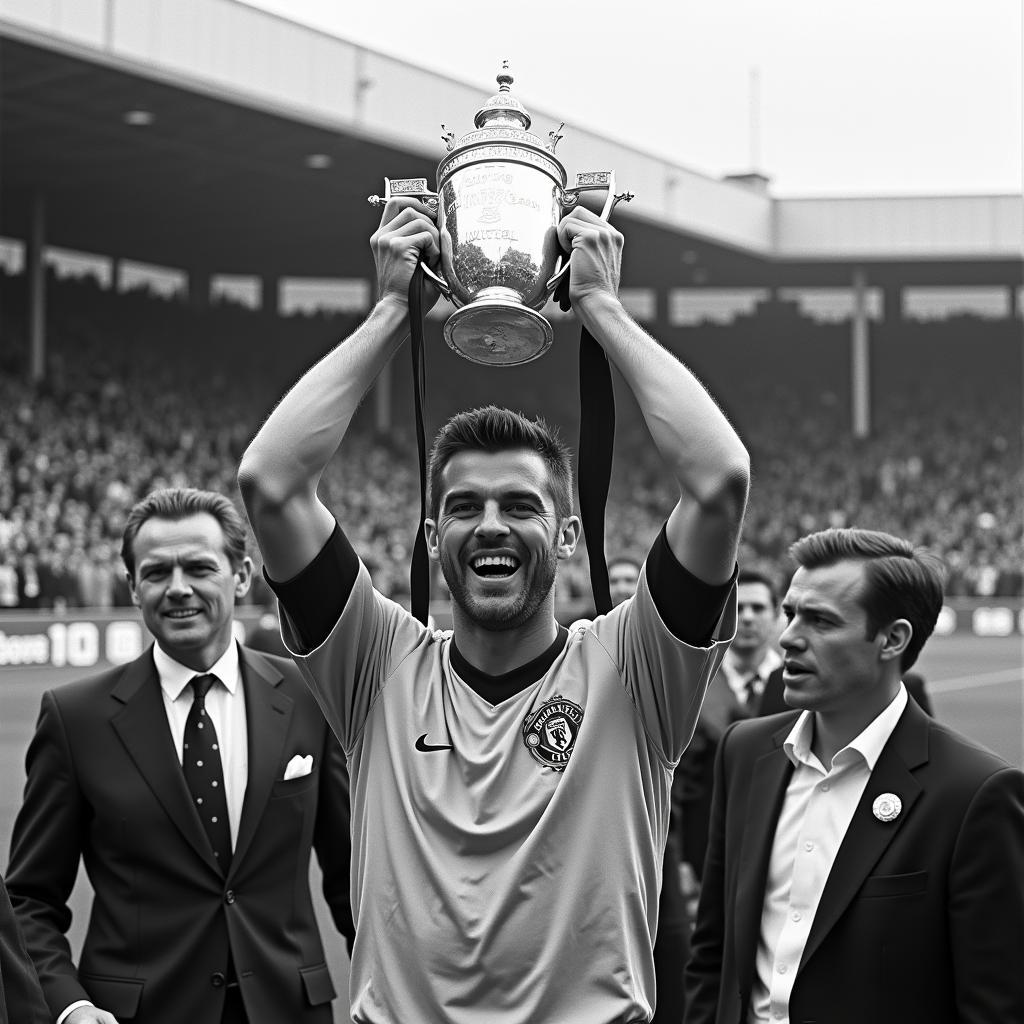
[1,270,1021,610]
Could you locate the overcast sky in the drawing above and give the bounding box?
[240,0,1021,197]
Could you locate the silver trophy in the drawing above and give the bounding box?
[369,63,633,365]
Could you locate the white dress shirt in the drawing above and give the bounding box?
[154,640,249,846]
[749,683,909,1024]
[721,647,782,707]
[57,643,250,1024]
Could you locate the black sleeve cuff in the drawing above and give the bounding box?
[265,522,359,652]
[646,525,736,647]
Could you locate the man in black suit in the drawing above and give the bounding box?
[7,488,353,1024]
[685,527,1024,1024]
[675,568,783,880]
[0,875,48,1024]
[679,570,933,890]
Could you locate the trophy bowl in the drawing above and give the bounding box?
[369,65,632,366]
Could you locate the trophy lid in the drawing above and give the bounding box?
[473,62,532,131]
[437,60,564,183]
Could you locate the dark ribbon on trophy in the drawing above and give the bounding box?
[408,262,431,626]
[577,327,615,615]
[406,268,615,624]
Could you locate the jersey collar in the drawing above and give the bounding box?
[450,625,569,706]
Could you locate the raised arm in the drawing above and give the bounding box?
[238,200,440,581]
[557,208,749,585]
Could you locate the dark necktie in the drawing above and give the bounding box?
[183,674,232,869]
[743,674,760,709]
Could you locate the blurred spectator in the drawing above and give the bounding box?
[16,553,42,609]
[608,554,642,608]
[0,554,17,608]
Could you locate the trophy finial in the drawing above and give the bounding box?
[474,61,531,131]
[497,60,513,92]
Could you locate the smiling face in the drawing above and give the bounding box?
[425,448,580,632]
[128,512,253,670]
[779,559,900,719]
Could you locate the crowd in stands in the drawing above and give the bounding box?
[1,272,1021,614]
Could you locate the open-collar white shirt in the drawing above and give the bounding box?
[749,682,909,1023]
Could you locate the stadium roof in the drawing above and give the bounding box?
[2,2,1021,290]
[0,30,412,278]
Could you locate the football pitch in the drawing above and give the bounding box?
[1,633,1020,1019]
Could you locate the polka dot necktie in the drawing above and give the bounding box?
[183,674,232,870]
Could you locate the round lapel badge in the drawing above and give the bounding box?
[523,695,584,772]
[872,792,902,823]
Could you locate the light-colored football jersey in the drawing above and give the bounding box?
[281,558,736,1024]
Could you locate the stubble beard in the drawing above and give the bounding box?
[441,542,559,632]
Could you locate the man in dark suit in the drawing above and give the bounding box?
[7,488,353,1024]
[675,568,782,880]
[684,527,1024,1024]
[0,875,48,1024]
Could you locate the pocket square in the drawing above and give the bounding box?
[283,754,314,780]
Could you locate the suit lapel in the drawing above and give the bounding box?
[110,649,221,873]
[734,720,796,992]
[799,702,928,970]
[229,648,293,875]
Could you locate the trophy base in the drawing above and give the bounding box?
[444,298,553,366]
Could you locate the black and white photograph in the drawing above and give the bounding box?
[1,2,1021,1022]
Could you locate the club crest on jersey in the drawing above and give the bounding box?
[522,695,584,771]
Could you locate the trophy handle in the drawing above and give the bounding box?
[367,178,452,298]
[546,172,635,293]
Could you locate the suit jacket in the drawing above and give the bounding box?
[0,875,48,1024]
[759,667,934,717]
[6,645,353,1024]
[675,673,754,876]
[684,700,1024,1024]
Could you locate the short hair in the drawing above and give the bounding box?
[427,406,574,521]
[608,554,642,575]
[737,567,779,608]
[789,528,946,672]
[121,488,249,580]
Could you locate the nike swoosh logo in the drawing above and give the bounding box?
[415,733,453,752]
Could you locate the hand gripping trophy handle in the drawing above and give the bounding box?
[368,174,634,313]
[367,178,452,299]
[546,171,635,293]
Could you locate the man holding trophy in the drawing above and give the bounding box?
[238,70,749,1024]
